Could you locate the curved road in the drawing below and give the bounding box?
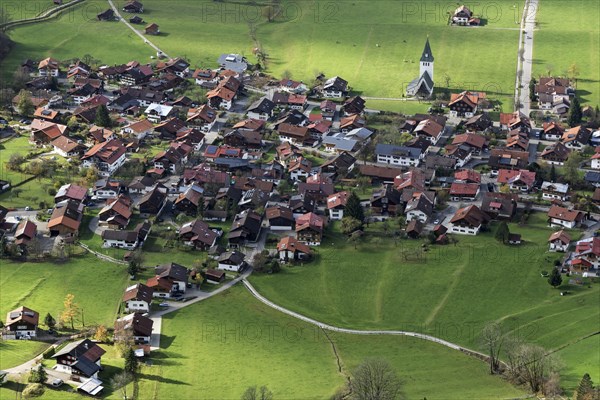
[107,0,170,59]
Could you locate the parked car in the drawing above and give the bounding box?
[171,293,183,298]
[51,379,64,388]
[158,302,169,307]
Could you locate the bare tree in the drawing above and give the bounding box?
[505,342,561,393]
[241,385,273,400]
[480,322,504,374]
[111,371,132,400]
[350,358,404,400]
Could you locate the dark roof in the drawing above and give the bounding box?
[375,144,422,159]
[122,283,153,303]
[101,230,138,242]
[156,263,189,282]
[420,38,434,62]
[248,97,275,114]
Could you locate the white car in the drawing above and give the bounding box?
[158,302,169,307]
[51,379,64,387]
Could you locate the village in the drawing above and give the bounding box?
[0,1,599,399]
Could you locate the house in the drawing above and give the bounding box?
[186,104,217,132]
[97,9,115,21]
[278,123,310,145]
[82,139,127,177]
[205,269,225,284]
[207,76,241,110]
[548,230,571,252]
[404,192,434,223]
[454,169,481,184]
[266,206,295,230]
[508,233,522,245]
[497,169,536,192]
[153,142,192,174]
[406,38,434,97]
[145,23,160,35]
[70,83,98,105]
[297,173,335,202]
[542,122,564,141]
[505,132,530,152]
[296,212,325,246]
[87,126,115,145]
[38,57,60,77]
[55,183,87,204]
[321,76,348,98]
[327,191,349,220]
[425,154,457,172]
[499,112,531,133]
[102,230,139,250]
[193,69,219,86]
[217,54,248,74]
[129,15,144,24]
[52,136,85,157]
[218,251,246,272]
[179,219,218,250]
[156,58,190,78]
[122,283,154,313]
[449,182,480,201]
[120,65,154,86]
[592,150,600,170]
[176,128,206,151]
[34,107,59,121]
[571,237,600,271]
[541,142,570,165]
[585,171,600,188]
[481,192,518,220]
[448,205,490,235]
[394,169,427,191]
[277,236,311,262]
[547,205,585,229]
[488,148,530,173]
[289,193,317,217]
[53,339,106,378]
[272,92,307,111]
[138,185,168,215]
[147,263,189,297]
[561,126,592,151]
[174,186,204,216]
[375,144,422,167]
[30,119,68,144]
[535,77,574,103]
[145,104,174,123]
[48,200,83,237]
[451,133,487,154]
[223,129,262,149]
[343,96,366,116]
[4,307,38,339]
[227,210,262,248]
[122,119,154,140]
[322,135,359,154]
[452,5,476,24]
[123,1,144,13]
[358,165,403,185]
[448,91,481,117]
[98,195,133,229]
[541,181,569,201]
[114,313,153,344]
[14,220,37,246]
[464,112,492,132]
[247,98,275,120]
[413,118,444,144]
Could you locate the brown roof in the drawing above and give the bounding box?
[277,236,311,254]
[126,119,154,133]
[266,206,294,221]
[452,133,487,149]
[450,205,490,226]
[51,136,83,153]
[450,182,479,196]
[122,283,154,303]
[15,220,37,240]
[115,313,154,337]
[278,123,309,140]
[327,191,349,209]
[547,205,584,222]
[6,306,39,327]
[548,230,571,244]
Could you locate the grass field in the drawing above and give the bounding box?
[0,254,128,329]
[0,340,50,370]
[133,285,522,399]
[533,0,600,105]
[248,212,599,391]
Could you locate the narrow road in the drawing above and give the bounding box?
[106,0,170,59]
[516,0,539,114]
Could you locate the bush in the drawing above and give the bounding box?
[47,188,56,196]
[42,347,55,359]
[22,383,45,398]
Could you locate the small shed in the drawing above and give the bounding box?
[508,233,522,245]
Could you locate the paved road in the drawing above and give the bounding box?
[107,0,170,59]
[516,0,539,114]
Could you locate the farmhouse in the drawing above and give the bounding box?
[247,97,275,120]
[561,126,591,151]
[38,57,60,77]
[179,219,219,250]
[481,192,518,220]
[375,144,422,167]
[497,169,536,192]
[548,230,571,252]
[404,192,434,223]
[448,91,484,117]
[266,206,295,230]
[30,119,67,144]
[138,185,168,215]
[448,205,490,235]
[53,339,106,378]
[464,113,492,132]
[296,212,325,245]
[327,191,349,220]
[413,118,444,144]
[82,139,128,177]
[321,76,348,98]
[122,283,154,313]
[541,142,570,165]
[52,136,85,157]
[277,236,311,262]
[227,210,262,248]
[452,5,480,25]
[342,96,366,116]
[547,205,585,229]
[4,306,39,339]
[449,182,480,201]
[371,185,403,216]
[542,122,564,140]
[14,220,37,246]
[114,313,154,344]
[98,196,133,229]
[48,200,83,237]
[102,230,139,250]
[55,183,87,204]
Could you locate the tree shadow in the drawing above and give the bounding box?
[159,334,177,349]
[138,372,191,385]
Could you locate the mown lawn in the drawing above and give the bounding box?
[249,212,598,386]
[136,285,523,399]
[555,335,600,393]
[0,340,50,370]
[533,0,600,105]
[0,254,128,328]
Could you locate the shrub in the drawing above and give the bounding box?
[42,347,55,359]
[22,383,45,398]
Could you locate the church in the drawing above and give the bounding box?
[406,38,434,98]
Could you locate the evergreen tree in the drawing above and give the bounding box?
[575,373,594,400]
[94,105,112,127]
[494,221,510,244]
[345,191,365,223]
[124,348,138,375]
[548,267,562,288]
[127,261,139,277]
[528,78,537,102]
[568,96,582,127]
[550,164,557,182]
[28,365,47,383]
[43,313,56,330]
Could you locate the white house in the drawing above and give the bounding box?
[375,144,422,167]
[591,152,600,170]
[145,103,174,123]
[548,206,584,229]
[548,230,570,252]
[327,191,349,220]
[122,283,154,313]
[101,230,139,250]
[217,251,246,272]
[114,313,153,344]
[448,205,489,235]
[122,119,154,140]
[541,181,569,201]
[4,307,38,339]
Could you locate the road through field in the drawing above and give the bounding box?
[516,0,539,114]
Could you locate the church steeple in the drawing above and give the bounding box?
[420,37,434,63]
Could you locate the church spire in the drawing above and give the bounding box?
[420,37,434,63]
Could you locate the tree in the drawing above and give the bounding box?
[397,132,413,145]
[443,73,451,88]
[124,348,138,375]
[349,358,404,400]
[252,251,270,272]
[480,323,504,374]
[507,343,560,393]
[548,267,562,288]
[564,152,582,184]
[567,63,580,82]
[115,327,135,357]
[345,192,365,223]
[277,179,292,195]
[529,77,537,102]
[60,293,79,330]
[348,231,362,249]
[241,385,273,400]
[111,371,132,400]
[84,166,100,186]
[94,105,112,128]
[127,261,139,278]
[43,313,56,330]
[495,221,510,244]
[568,96,582,127]
[6,153,24,171]
[17,89,34,116]
[544,371,562,397]
[0,88,15,109]
[381,219,390,235]
[574,373,595,400]
[28,365,47,383]
[93,325,109,342]
[550,164,557,182]
[340,216,362,235]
